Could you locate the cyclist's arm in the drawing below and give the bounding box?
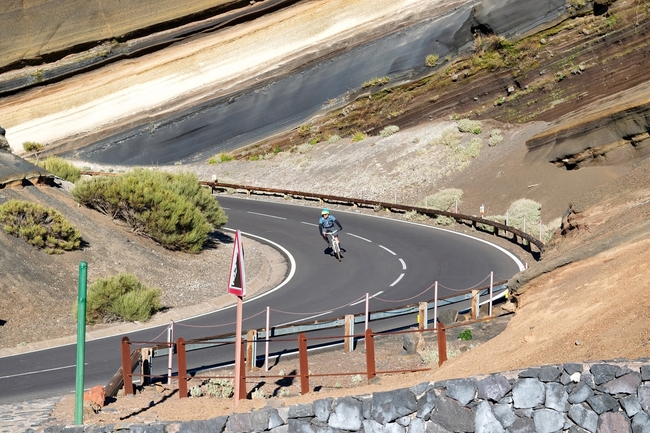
[335,219,342,231]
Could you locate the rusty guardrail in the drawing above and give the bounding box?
[201,180,545,253]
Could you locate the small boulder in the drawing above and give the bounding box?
[84,385,106,409]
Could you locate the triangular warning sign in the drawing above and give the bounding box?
[228,230,246,297]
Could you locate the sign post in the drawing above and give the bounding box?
[74,261,88,425]
[228,230,246,406]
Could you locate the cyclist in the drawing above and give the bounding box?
[318,208,342,249]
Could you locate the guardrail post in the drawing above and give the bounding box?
[344,315,354,353]
[418,302,428,330]
[141,347,152,386]
[437,322,447,366]
[298,333,309,395]
[246,330,257,372]
[365,329,376,380]
[177,338,187,399]
[472,289,480,319]
[167,321,174,385]
[121,337,134,396]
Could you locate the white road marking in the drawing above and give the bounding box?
[399,258,407,270]
[278,311,333,326]
[0,363,87,379]
[301,222,318,226]
[379,245,396,255]
[347,233,372,242]
[247,211,286,220]
[390,273,405,287]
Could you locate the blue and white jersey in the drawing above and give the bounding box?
[319,215,342,234]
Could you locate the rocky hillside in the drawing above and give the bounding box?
[1,0,650,394]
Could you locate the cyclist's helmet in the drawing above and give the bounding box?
[321,208,330,215]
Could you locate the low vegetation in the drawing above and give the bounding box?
[72,169,227,252]
[22,141,44,153]
[0,199,82,254]
[38,156,82,183]
[79,273,162,324]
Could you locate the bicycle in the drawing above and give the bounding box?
[324,229,342,262]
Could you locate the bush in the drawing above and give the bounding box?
[379,125,400,137]
[352,131,366,142]
[81,273,161,324]
[72,169,227,252]
[0,200,82,254]
[23,141,44,153]
[458,329,473,341]
[434,127,462,147]
[457,119,483,134]
[38,156,81,183]
[209,152,233,164]
[422,188,463,211]
[361,76,389,88]
[507,198,542,233]
[425,54,439,67]
[488,129,504,146]
[327,134,341,143]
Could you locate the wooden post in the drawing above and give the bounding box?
[418,302,427,330]
[344,315,355,353]
[365,329,376,380]
[471,289,480,319]
[141,347,152,386]
[177,338,188,399]
[298,333,309,395]
[246,330,257,372]
[121,337,134,396]
[437,322,447,367]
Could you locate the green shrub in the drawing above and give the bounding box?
[81,273,161,324]
[457,119,483,134]
[507,198,542,233]
[488,129,504,146]
[38,156,81,183]
[209,152,233,164]
[379,125,400,137]
[458,329,473,341]
[352,131,366,142]
[206,379,234,398]
[457,137,483,159]
[361,76,389,88]
[425,54,439,67]
[434,127,462,147]
[0,200,82,254]
[248,154,260,161]
[422,188,463,211]
[327,134,341,143]
[72,169,227,252]
[22,141,44,153]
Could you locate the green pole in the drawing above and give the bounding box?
[74,261,88,425]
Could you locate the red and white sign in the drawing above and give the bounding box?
[228,230,246,297]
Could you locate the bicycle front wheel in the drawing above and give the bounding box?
[333,240,341,261]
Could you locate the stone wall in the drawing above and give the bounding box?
[47,361,650,432]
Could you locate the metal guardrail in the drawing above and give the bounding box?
[150,282,507,358]
[201,180,545,253]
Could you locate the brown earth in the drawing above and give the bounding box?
[1,0,650,427]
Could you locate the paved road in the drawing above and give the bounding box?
[0,196,522,405]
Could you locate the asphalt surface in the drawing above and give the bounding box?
[0,196,522,405]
